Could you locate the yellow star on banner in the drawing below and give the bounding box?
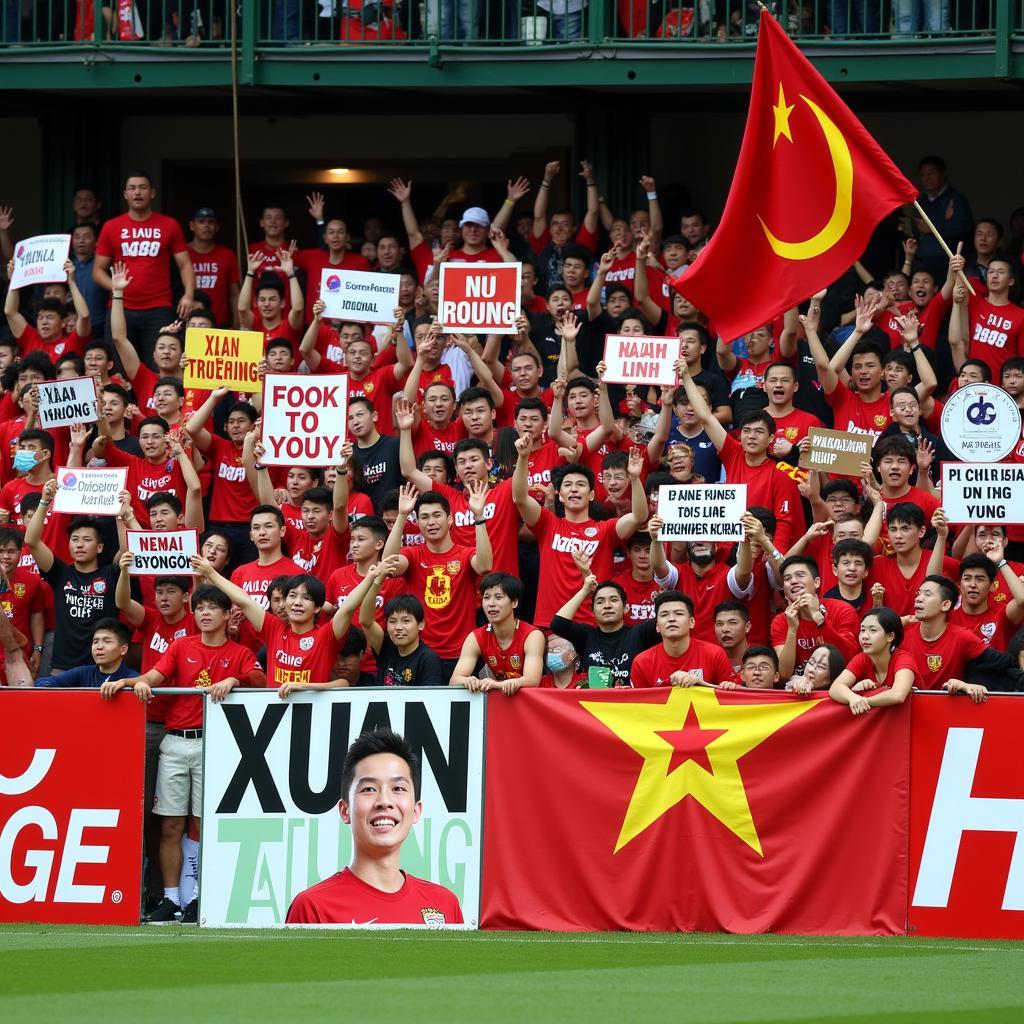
[581,688,820,856]
[772,82,795,148]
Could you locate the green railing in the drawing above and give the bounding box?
[0,0,1014,47]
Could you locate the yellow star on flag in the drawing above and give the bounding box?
[582,688,820,855]
[772,82,795,148]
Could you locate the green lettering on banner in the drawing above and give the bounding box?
[400,817,432,882]
[439,817,473,901]
[218,818,284,923]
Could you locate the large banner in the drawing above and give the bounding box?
[0,692,144,925]
[200,689,485,928]
[909,694,1024,939]
[482,688,910,934]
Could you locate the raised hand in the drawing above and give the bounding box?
[393,397,416,433]
[306,191,325,221]
[111,261,133,292]
[278,240,297,277]
[578,160,595,184]
[466,478,490,520]
[513,433,532,459]
[246,250,266,275]
[916,437,935,474]
[0,207,14,231]
[639,174,657,192]
[397,482,419,517]
[543,160,561,181]
[387,178,412,204]
[571,547,593,578]
[627,446,645,479]
[506,176,531,202]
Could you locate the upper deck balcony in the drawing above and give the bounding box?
[1,0,1022,90]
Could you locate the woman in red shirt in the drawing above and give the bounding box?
[829,608,920,715]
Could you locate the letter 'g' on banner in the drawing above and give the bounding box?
[260,372,349,468]
[438,263,521,335]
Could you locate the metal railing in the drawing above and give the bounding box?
[0,0,1014,47]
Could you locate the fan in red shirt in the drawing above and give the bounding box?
[101,584,264,923]
[187,208,240,328]
[828,608,919,714]
[94,415,190,529]
[451,572,545,695]
[763,361,823,461]
[904,575,1000,694]
[382,483,493,665]
[4,259,91,362]
[950,255,1024,380]
[870,504,960,618]
[806,296,892,442]
[0,527,45,681]
[194,556,377,692]
[238,245,304,360]
[513,438,648,629]
[677,364,805,555]
[950,553,1024,650]
[286,728,464,926]
[630,590,735,688]
[770,554,859,682]
[295,208,371,321]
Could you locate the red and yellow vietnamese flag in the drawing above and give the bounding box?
[481,687,910,934]
[677,12,918,341]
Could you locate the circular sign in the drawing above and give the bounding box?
[940,384,1021,463]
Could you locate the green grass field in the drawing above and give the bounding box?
[1,927,1023,1023]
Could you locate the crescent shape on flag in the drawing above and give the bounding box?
[757,94,853,261]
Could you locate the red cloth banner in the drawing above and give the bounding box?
[0,692,144,924]
[909,694,1024,939]
[677,12,918,341]
[482,687,910,934]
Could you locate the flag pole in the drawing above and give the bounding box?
[912,201,976,296]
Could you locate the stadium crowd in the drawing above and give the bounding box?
[2,155,1024,921]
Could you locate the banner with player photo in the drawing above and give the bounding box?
[199,689,485,928]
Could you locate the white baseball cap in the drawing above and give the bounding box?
[459,206,491,229]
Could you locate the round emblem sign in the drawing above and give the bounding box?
[940,384,1021,463]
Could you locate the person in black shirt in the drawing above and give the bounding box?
[550,550,659,688]
[26,478,123,672]
[349,395,402,513]
[358,558,444,686]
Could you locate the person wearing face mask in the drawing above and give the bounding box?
[540,635,586,688]
[0,430,56,528]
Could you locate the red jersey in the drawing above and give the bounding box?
[826,385,891,441]
[877,486,940,556]
[630,637,735,688]
[400,541,480,659]
[203,435,251,524]
[966,294,1024,379]
[771,408,823,451]
[495,370,554,429]
[844,649,922,691]
[248,240,296,314]
[297,250,372,321]
[290,524,350,583]
[17,323,84,360]
[230,555,303,650]
[877,293,951,350]
[870,553,961,618]
[524,438,563,490]
[435,480,519,577]
[285,867,463,926]
[447,246,501,264]
[251,309,302,362]
[615,570,659,625]
[719,434,805,554]
[529,509,623,628]
[0,476,44,527]
[473,619,539,681]
[603,252,638,293]
[662,560,734,643]
[0,567,44,685]
[138,606,197,723]
[97,212,187,310]
[101,443,186,528]
[900,622,986,689]
[152,634,261,729]
[949,603,1014,650]
[260,614,343,687]
[188,243,240,327]
[769,598,860,674]
[412,419,467,458]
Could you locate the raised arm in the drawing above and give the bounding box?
[613,447,649,540]
[25,478,56,574]
[3,259,27,338]
[948,282,969,371]
[237,251,264,329]
[452,334,503,407]
[677,361,727,449]
[357,562,390,654]
[587,251,613,321]
[554,554,598,622]
[64,259,92,339]
[532,161,559,241]
[279,243,304,331]
[394,398,432,492]
[580,160,600,236]
[511,433,542,527]
[387,178,424,251]
[183,385,229,452]
[115,551,147,628]
[827,294,879,381]
[169,432,205,531]
[191,554,266,631]
[800,296,839,394]
[300,301,324,371]
[632,236,665,326]
[466,480,493,577]
[332,442,353,536]
[108,263,141,379]
[380,483,415,572]
[491,177,531,236]
[331,555,386,640]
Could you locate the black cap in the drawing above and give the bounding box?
[192,207,217,220]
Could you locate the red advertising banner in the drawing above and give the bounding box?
[0,692,144,924]
[482,687,910,934]
[909,693,1024,939]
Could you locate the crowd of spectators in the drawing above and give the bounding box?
[3,152,1024,921]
